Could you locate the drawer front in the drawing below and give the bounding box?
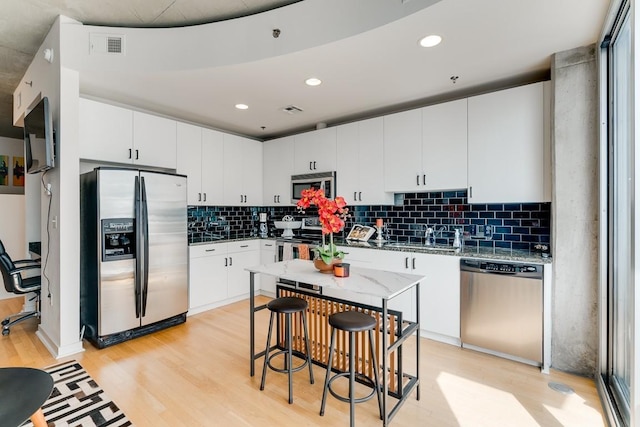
[227,239,259,253]
[189,243,227,259]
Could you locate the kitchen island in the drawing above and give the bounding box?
[246,259,425,426]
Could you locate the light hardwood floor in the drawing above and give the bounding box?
[1,295,605,426]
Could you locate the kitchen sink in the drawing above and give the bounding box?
[384,242,458,253]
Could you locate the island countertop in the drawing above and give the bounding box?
[246,259,426,300]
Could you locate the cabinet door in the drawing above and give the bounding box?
[79,98,133,164]
[227,248,260,299]
[189,245,228,310]
[414,254,460,339]
[263,136,294,206]
[201,129,224,205]
[422,99,468,190]
[336,123,361,204]
[176,122,203,205]
[357,117,392,204]
[260,241,277,294]
[241,137,263,206]
[467,82,545,203]
[383,109,423,192]
[133,111,177,169]
[293,127,337,174]
[222,134,245,205]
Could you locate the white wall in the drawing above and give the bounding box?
[14,16,83,358]
[0,137,27,299]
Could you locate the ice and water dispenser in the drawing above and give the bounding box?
[102,218,135,261]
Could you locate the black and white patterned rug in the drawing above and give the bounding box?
[21,360,133,427]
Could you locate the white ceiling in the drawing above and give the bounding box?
[3,0,610,140]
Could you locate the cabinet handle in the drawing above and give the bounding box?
[274,195,277,203]
[309,161,313,170]
[412,257,416,269]
[135,149,139,160]
[225,257,228,266]
[244,195,247,203]
[128,149,132,159]
[416,175,420,186]
[354,192,357,201]
[423,175,426,185]
[313,161,317,170]
[205,249,216,252]
[358,192,362,201]
[203,193,206,202]
[198,193,202,202]
[264,243,273,247]
[469,186,473,198]
[240,194,244,203]
[277,195,280,203]
[405,257,409,269]
[229,256,233,266]
[240,245,249,248]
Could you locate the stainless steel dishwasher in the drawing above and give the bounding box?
[460,259,543,366]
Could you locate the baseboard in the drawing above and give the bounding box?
[36,326,85,359]
[419,329,461,347]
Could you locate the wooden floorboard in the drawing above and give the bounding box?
[0,295,605,426]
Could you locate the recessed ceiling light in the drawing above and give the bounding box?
[305,77,322,86]
[235,103,249,110]
[419,35,442,48]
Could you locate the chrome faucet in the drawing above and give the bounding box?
[424,226,434,246]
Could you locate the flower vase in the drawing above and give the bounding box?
[313,257,340,274]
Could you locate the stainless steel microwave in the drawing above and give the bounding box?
[291,171,336,204]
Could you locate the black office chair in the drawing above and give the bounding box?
[0,241,41,336]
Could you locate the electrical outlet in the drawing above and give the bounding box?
[52,215,58,229]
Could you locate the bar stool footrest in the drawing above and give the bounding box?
[266,349,310,374]
[327,372,378,404]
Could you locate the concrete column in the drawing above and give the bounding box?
[551,44,599,376]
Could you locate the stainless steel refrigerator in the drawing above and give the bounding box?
[80,167,188,348]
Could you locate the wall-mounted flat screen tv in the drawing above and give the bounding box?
[24,96,55,174]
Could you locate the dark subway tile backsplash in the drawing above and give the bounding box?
[188,189,551,254]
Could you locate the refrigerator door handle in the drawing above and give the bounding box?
[134,175,142,318]
[141,176,150,317]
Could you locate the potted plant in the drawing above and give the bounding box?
[296,188,349,271]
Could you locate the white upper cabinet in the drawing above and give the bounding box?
[201,129,225,204]
[176,123,223,205]
[337,118,393,205]
[263,136,294,206]
[422,99,468,191]
[383,109,423,192]
[79,98,177,169]
[293,127,337,174]
[383,101,468,192]
[79,98,133,164]
[176,122,203,204]
[132,111,177,169]
[223,134,263,206]
[467,82,549,203]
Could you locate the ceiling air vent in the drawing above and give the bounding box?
[282,105,304,114]
[89,33,125,55]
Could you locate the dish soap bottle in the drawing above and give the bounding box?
[453,229,462,253]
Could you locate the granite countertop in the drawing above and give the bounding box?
[190,236,551,264]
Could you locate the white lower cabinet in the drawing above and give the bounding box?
[260,240,277,295]
[338,246,460,344]
[188,240,259,314]
[226,241,260,299]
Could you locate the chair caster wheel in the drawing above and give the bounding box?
[2,329,9,336]
[1,319,8,326]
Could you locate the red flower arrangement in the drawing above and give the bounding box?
[296,188,349,264]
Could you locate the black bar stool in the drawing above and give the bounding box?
[320,310,383,426]
[260,296,314,404]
